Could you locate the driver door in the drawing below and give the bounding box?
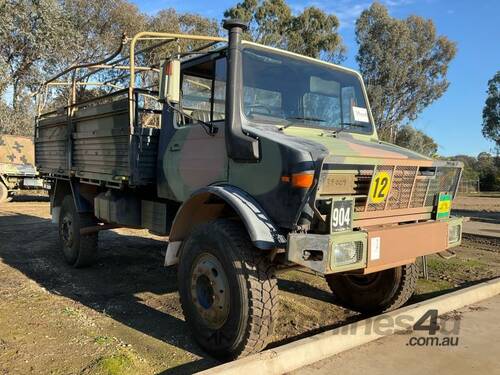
[162,57,228,202]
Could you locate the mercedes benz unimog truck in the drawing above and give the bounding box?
[34,20,463,360]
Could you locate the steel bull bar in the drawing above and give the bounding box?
[287,216,463,275]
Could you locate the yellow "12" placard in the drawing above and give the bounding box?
[369,171,392,204]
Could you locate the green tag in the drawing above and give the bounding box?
[436,192,452,219]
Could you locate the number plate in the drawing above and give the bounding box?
[331,198,354,232]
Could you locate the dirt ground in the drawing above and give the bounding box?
[0,195,499,375]
[452,194,500,220]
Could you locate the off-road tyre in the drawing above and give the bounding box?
[59,195,98,268]
[0,182,9,203]
[177,219,278,360]
[325,263,418,314]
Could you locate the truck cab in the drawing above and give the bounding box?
[35,20,463,360]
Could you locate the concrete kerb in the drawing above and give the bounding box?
[197,277,500,375]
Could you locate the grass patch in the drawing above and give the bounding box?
[426,256,485,274]
[416,278,454,294]
[94,336,112,345]
[61,307,78,317]
[93,353,135,375]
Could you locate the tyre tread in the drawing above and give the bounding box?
[178,219,278,359]
[60,196,98,268]
[326,263,419,313]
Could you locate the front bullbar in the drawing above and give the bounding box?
[287,217,463,275]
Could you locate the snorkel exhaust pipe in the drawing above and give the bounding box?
[223,19,259,162]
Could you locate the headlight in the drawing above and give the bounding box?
[333,241,363,266]
[448,224,461,244]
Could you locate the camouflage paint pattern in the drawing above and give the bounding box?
[163,124,227,202]
[0,135,37,176]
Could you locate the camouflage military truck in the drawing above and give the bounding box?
[0,134,43,202]
[34,21,463,360]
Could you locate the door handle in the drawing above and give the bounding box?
[170,143,181,151]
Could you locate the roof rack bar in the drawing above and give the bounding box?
[36,31,227,117]
[128,32,226,130]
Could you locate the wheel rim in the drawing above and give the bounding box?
[190,253,230,330]
[60,213,74,248]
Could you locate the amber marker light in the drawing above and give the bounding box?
[290,172,314,188]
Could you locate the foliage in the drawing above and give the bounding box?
[146,9,220,65]
[0,0,75,109]
[224,0,345,62]
[451,155,480,181]
[60,0,146,64]
[355,2,456,142]
[449,153,500,191]
[0,0,221,136]
[482,71,500,150]
[0,99,34,136]
[394,125,438,157]
[476,152,500,191]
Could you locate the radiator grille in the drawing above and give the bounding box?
[410,179,428,208]
[387,166,419,209]
[321,164,461,214]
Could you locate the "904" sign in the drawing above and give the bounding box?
[331,198,354,232]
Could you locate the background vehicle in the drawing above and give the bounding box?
[34,20,463,360]
[0,134,43,202]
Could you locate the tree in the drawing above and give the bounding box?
[0,0,149,136]
[394,125,438,157]
[355,3,456,142]
[482,71,500,150]
[147,8,220,64]
[0,0,75,109]
[476,152,500,191]
[450,155,480,181]
[224,0,345,62]
[60,0,147,65]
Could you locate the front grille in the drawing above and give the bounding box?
[321,164,461,214]
[410,178,428,207]
[387,166,419,209]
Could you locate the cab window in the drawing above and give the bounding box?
[178,57,226,126]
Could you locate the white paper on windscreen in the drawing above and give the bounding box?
[352,106,370,123]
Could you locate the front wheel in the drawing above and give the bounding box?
[325,263,418,314]
[177,219,278,360]
[58,195,98,268]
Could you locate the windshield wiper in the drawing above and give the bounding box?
[332,122,366,134]
[281,116,326,129]
[287,116,326,122]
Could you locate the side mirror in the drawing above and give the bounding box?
[159,58,180,104]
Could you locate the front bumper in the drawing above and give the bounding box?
[287,216,463,275]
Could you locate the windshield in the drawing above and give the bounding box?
[242,47,373,134]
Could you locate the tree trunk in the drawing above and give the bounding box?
[12,80,18,111]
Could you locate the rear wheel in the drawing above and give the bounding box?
[177,219,278,360]
[0,182,9,203]
[325,263,418,314]
[59,195,98,268]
